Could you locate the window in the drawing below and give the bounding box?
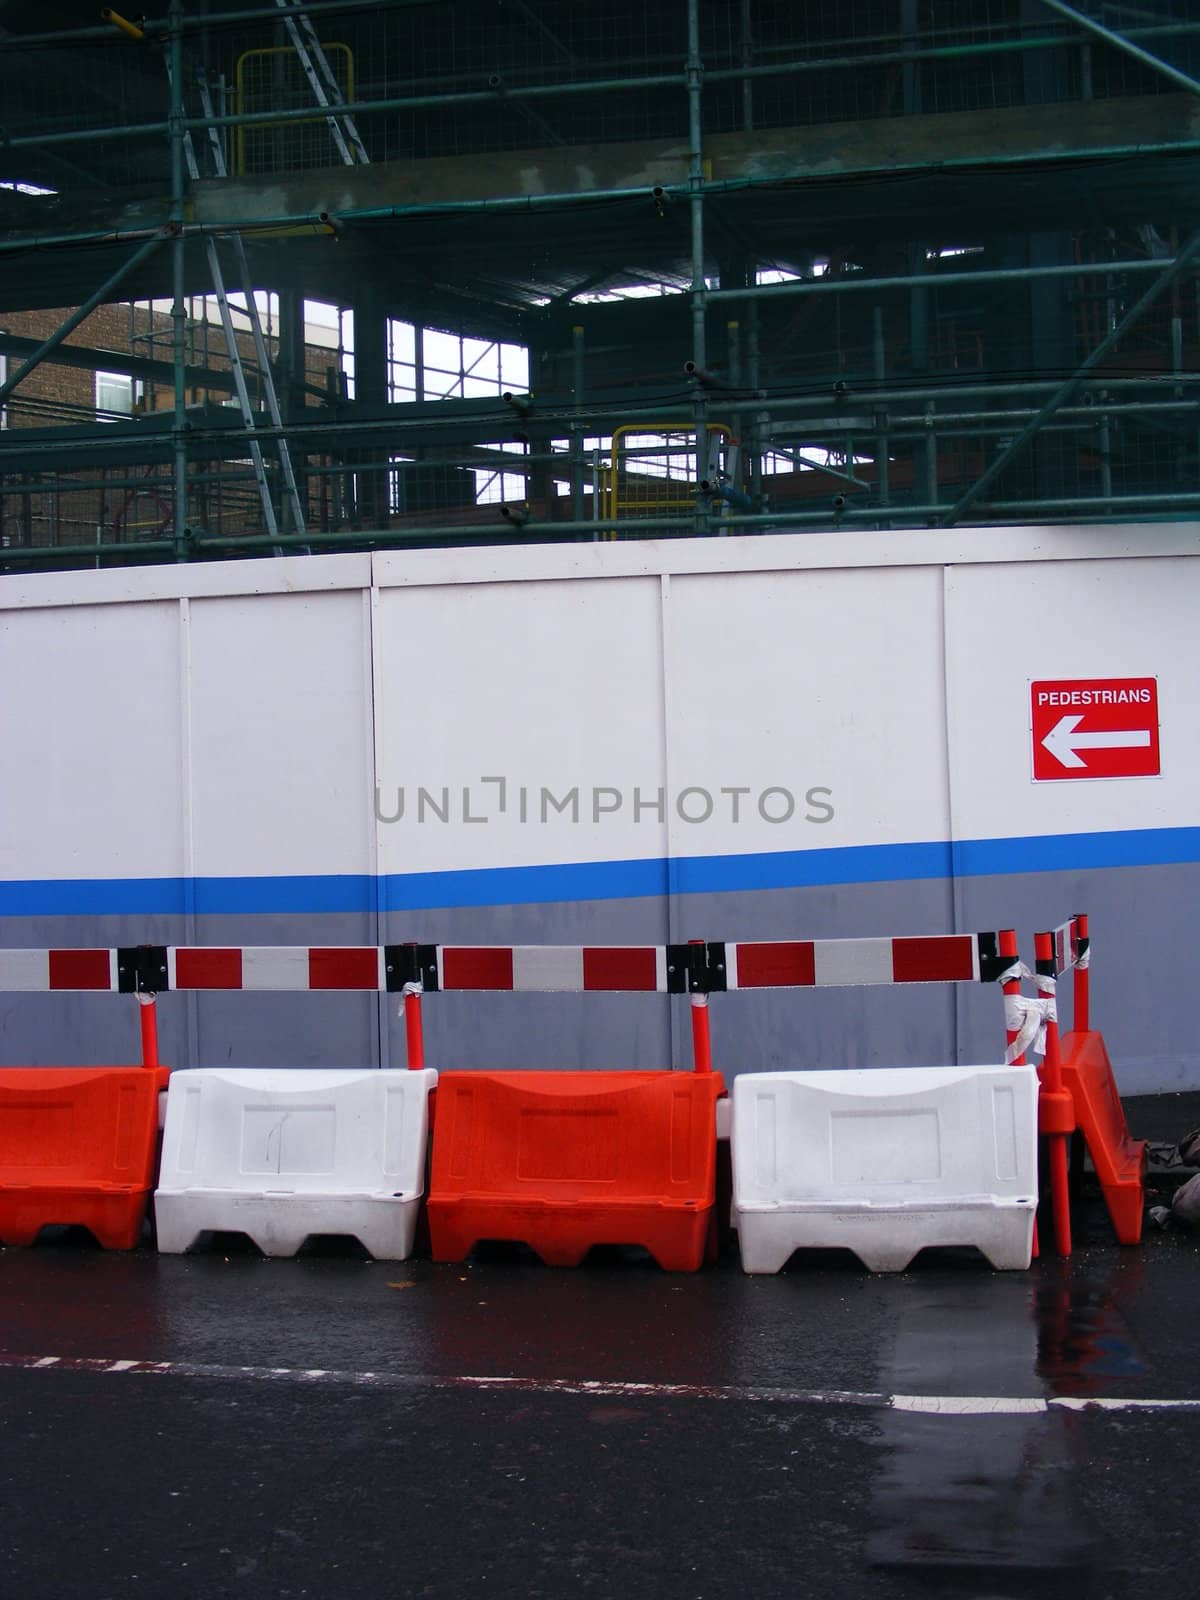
[95,370,140,418]
[472,443,527,506]
[387,319,417,402]
[421,329,528,401]
[303,299,354,398]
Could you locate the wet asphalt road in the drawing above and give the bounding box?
[2,1098,1198,1600]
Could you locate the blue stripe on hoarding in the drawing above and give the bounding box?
[0,828,1198,917]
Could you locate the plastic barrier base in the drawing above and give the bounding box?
[1059,1031,1146,1245]
[0,1186,154,1251]
[427,1070,725,1272]
[731,1065,1038,1274]
[154,1067,437,1260]
[153,1190,422,1260]
[737,1201,1035,1274]
[0,1066,168,1250]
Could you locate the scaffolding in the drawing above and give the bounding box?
[1,0,1200,568]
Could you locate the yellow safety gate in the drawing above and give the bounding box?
[599,423,732,537]
[235,44,356,176]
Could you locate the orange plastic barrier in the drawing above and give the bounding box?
[0,1066,169,1249]
[1058,1031,1146,1245]
[427,1070,726,1271]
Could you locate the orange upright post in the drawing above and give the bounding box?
[404,989,425,1071]
[1034,931,1073,1256]
[137,993,160,1069]
[688,939,713,1074]
[1000,929,1026,1066]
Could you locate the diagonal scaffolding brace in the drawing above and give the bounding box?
[939,229,1200,528]
[1039,0,1200,98]
[0,233,166,407]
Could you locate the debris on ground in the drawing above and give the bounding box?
[1146,1131,1200,1230]
[1170,1173,1200,1228]
[1145,1127,1200,1176]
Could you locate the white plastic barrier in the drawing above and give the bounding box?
[155,1067,438,1259]
[731,1065,1038,1273]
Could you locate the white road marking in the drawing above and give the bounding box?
[892,1395,1047,1414]
[1,1353,1198,1413]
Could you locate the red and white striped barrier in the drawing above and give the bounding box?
[0,933,1008,995]
[0,949,120,991]
[723,933,997,989]
[168,943,670,993]
[1,933,1010,1078]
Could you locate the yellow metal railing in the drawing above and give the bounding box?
[235,43,355,176]
[599,423,732,537]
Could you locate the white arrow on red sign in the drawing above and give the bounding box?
[1031,677,1159,781]
[1040,714,1152,771]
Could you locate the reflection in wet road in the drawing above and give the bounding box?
[870,1278,1094,1579]
[1,1232,1197,1599]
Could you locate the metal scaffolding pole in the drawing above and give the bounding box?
[8,14,1200,157]
[940,228,1200,527]
[707,257,1181,305]
[1039,0,1200,98]
[29,2,1200,49]
[166,0,190,561]
[686,0,710,536]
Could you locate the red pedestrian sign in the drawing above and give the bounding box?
[1031,678,1160,781]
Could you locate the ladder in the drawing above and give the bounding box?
[195,68,308,539]
[274,0,369,166]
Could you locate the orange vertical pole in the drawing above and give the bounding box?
[404,989,425,1070]
[1073,912,1090,1034]
[400,940,428,1068]
[137,992,159,1069]
[1000,928,1025,1065]
[688,937,712,1073]
[1036,929,1072,1257]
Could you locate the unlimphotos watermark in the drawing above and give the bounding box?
[374,777,835,826]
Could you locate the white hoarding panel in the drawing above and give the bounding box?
[664,567,950,858]
[0,600,183,880]
[373,577,666,875]
[944,558,1200,842]
[187,591,373,877]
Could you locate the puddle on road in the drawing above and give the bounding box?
[1034,1278,1147,1395]
[868,1408,1096,1581]
[866,1269,1138,1588]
